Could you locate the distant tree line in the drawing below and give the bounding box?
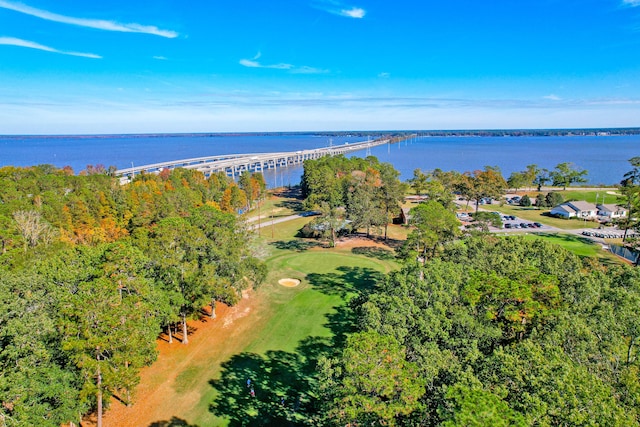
[0,165,267,426]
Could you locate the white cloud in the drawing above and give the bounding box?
[0,36,101,58]
[543,94,561,101]
[290,66,329,74]
[378,72,390,78]
[153,56,168,60]
[239,58,293,69]
[623,0,640,6]
[311,1,366,18]
[0,0,178,38]
[340,7,365,18]
[239,54,327,73]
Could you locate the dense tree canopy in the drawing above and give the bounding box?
[0,165,266,426]
[301,155,404,242]
[322,236,640,426]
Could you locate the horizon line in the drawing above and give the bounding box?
[1,127,640,138]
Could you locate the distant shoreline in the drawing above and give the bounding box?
[2,127,640,139]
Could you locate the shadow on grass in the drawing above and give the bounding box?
[209,337,332,426]
[273,186,302,199]
[209,266,383,425]
[351,246,396,261]
[148,417,200,427]
[275,199,304,212]
[305,266,383,298]
[270,240,322,252]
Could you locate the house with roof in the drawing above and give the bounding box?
[597,203,627,220]
[550,201,598,220]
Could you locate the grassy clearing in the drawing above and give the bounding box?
[521,232,622,264]
[245,188,305,222]
[559,189,620,203]
[190,224,398,426]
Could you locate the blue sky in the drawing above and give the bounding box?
[1,0,640,134]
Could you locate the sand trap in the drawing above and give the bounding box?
[278,278,301,287]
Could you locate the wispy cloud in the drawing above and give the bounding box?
[239,58,293,70]
[0,0,178,38]
[0,36,101,58]
[153,55,168,60]
[378,72,390,78]
[239,54,328,74]
[543,94,561,101]
[622,0,640,6]
[311,0,366,18]
[291,65,329,74]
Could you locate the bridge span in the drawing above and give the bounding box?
[115,137,390,182]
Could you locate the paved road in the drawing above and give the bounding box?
[246,211,318,230]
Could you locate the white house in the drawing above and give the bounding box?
[597,204,627,220]
[550,201,598,220]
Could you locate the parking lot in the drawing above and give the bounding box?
[499,213,544,230]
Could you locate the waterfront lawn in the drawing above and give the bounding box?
[554,189,620,204]
[521,232,622,264]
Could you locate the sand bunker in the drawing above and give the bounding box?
[278,278,301,287]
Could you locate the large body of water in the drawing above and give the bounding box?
[1,134,637,188]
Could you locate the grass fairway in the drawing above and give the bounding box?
[192,244,397,426]
[522,232,622,264]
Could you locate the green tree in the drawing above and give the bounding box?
[309,203,346,248]
[405,200,459,261]
[550,162,588,190]
[378,163,406,240]
[0,272,85,427]
[545,191,564,208]
[518,194,531,207]
[535,193,547,208]
[440,379,526,427]
[326,331,425,426]
[470,211,502,233]
[507,172,527,193]
[237,171,252,211]
[461,166,507,213]
[345,169,386,237]
[409,168,429,197]
[145,217,209,345]
[55,245,159,427]
[533,167,551,191]
[619,157,640,242]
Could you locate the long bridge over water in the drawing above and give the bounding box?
[115,137,391,183]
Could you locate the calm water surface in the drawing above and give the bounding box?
[1,134,638,188]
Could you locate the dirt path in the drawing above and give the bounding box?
[97,290,268,427]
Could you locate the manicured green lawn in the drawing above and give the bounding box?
[558,189,619,204]
[191,226,398,426]
[521,232,622,264]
